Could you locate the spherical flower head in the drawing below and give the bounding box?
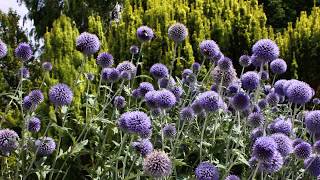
[199,40,221,60]
[259,71,269,80]
[313,98,320,105]
[158,77,176,89]
[295,142,312,159]
[274,79,287,96]
[185,73,197,84]
[132,88,142,99]
[114,96,126,109]
[0,129,19,156]
[130,45,139,54]
[225,175,240,180]
[0,40,7,59]
[231,92,250,111]
[85,73,95,81]
[27,117,41,133]
[263,85,272,95]
[211,66,237,87]
[137,26,154,42]
[168,23,188,43]
[35,137,56,156]
[150,63,169,79]
[217,57,233,71]
[252,39,279,63]
[15,42,32,61]
[118,111,152,138]
[286,81,313,104]
[293,138,304,148]
[144,90,159,109]
[76,32,100,55]
[305,111,320,134]
[162,124,176,139]
[23,96,33,111]
[304,156,320,176]
[252,136,278,161]
[195,162,219,180]
[271,133,293,157]
[191,100,203,114]
[42,61,52,71]
[266,92,280,107]
[28,90,44,105]
[182,69,193,79]
[192,62,201,72]
[180,107,195,122]
[139,82,154,96]
[283,79,300,96]
[227,83,239,94]
[270,58,287,74]
[19,67,30,79]
[116,61,136,79]
[49,83,73,106]
[258,99,268,109]
[101,68,120,82]
[143,151,172,178]
[260,151,284,173]
[314,140,320,154]
[155,89,177,109]
[248,112,265,128]
[250,55,263,68]
[120,71,131,80]
[269,117,292,136]
[96,52,114,68]
[239,55,251,67]
[241,71,260,91]
[196,91,223,112]
[250,128,263,143]
[131,139,153,157]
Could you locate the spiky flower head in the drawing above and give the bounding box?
[227,83,239,95]
[225,175,240,180]
[259,71,269,80]
[139,82,154,96]
[19,67,30,79]
[158,76,176,89]
[199,40,221,60]
[304,156,320,176]
[168,23,188,43]
[270,58,287,74]
[118,111,152,138]
[144,90,159,109]
[250,55,263,68]
[116,61,136,80]
[150,63,169,79]
[143,151,172,178]
[252,136,278,161]
[192,62,201,72]
[49,83,73,106]
[28,90,44,105]
[162,124,176,139]
[292,138,304,148]
[305,111,320,134]
[259,151,284,173]
[266,92,280,107]
[314,140,320,154]
[42,61,52,71]
[101,68,120,82]
[35,137,56,156]
[231,92,250,111]
[239,55,251,67]
[0,129,19,156]
[96,52,114,68]
[114,96,126,109]
[241,71,260,91]
[182,69,193,79]
[137,26,154,42]
[27,116,41,133]
[180,107,195,122]
[252,39,279,63]
[196,91,223,112]
[217,57,233,71]
[131,139,153,157]
[22,96,33,111]
[76,32,100,55]
[0,40,7,59]
[286,81,313,105]
[15,42,32,61]
[313,98,320,105]
[258,99,268,109]
[274,79,287,96]
[250,128,263,143]
[271,133,293,157]
[268,117,292,136]
[195,162,219,180]
[248,112,265,128]
[155,89,177,109]
[211,65,237,88]
[132,88,142,99]
[130,45,139,54]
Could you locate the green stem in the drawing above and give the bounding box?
[115,134,128,180]
[122,137,134,179]
[169,43,178,77]
[200,115,209,161]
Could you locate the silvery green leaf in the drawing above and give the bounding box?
[71,140,88,156]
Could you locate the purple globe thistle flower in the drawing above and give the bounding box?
[144,90,159,109]
[0,40,7,59]
[294,142,312,159]
[139,82,154,96]
[27,117,41,133]
[252,104,261,113]
[158,77,176,89]
[19,67,30,79]
[137,26,154,42]
[283,79,300,96]
[192,62,201,72]
[101,68,120,82]
[286,81,313,104]
[114,96,126,109]
[191,100,203,114]
[42,62,52,71]
[231,92,250,111]
[168,23,188,43]
[252,136,278,161]
[76,32,100,55]
[268,117,292,136]
[195,162,219,180]
[314,140,320,154]
[85,73,95,81]
[118,111,152,138]
[151,108,162,117]
[252,39,279,63]
[199,40,221,60]
[28,90,44,105]
[250,128,263,143]
[116,61,136,79]
[248,112,265,128]
[266,92,280,106]
[274,79,287,96]
[225,175,240,180]
[120,71,131,80]
[162,124,176,139]
[180,107,195,121]
[239,55,251,67]
[305,111,320,134]
[150,63,169,79]
[49,83,73,106]
[293,138,304,148]
[313,98,320,105]
[270,59,287,74]
[211,65,237,87]
[263,85,272,95]
[15,42,32,61]
[0,129,19,156]
[210,84,218,92]
[259,71,269,80]
[227,83,239,94]
[271,133,293,157]
[259,151,284,173]
[217,57,233,71]
[22,96,33,111]
[185,73,197,84]
[241,71,260,91]
[131,139,153,157]
[196,91,223,112]
[96,52,114,68]
[258,99,268,109]
[155,89,177,109]
[250,55,263,68]
[143,151,172,178]
[304,156,320,176]
[132,88,142,99]
[130,45,139,55]
[182,69,193,79]
[35,137,56,156]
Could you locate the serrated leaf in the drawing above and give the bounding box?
[70,140,88,156]
[174,159,188,167]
